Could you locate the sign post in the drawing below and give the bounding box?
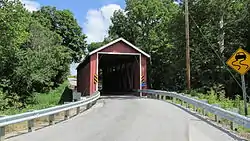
[226,47,250,116]
[241,75,248,116]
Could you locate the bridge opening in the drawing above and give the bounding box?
[98,54,140,95]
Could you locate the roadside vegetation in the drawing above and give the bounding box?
[1,0,250,120]
[187,89,250,116]
[0,0,86,114]
[89,0,250,114]
[0,81,68,116]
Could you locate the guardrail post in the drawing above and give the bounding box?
[149,94,153,99]
[64,110,69,120]
[49,114,55,125]
[186,102,189,109]
[181,100,184,106]
[0,126,5,141]
[28,119,34,132]
[86,103,91,109]
[185,95,190,109]
[193,97,199,112]
[201,100,208,116]
[76,107,80,114]
[172,97,176,103]
[229,108,239,131]
[212,104,221,123]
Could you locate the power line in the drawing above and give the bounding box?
[189,14,244,91]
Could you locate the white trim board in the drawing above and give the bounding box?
[88,38,150,58]
[98,52,141,56]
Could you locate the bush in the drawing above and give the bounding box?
[0,81,68,115]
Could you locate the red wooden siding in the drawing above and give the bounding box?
[77,63,90,95]
[100,41,138,53]
[77,38,149,95]
[90,53,97,95]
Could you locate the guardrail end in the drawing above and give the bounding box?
[0,126,5,141]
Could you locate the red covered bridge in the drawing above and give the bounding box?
[76,38,150,95]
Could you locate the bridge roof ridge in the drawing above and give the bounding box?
[88,37,151,58]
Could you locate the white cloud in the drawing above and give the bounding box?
[21,0,40,12]
[83,4,123,44]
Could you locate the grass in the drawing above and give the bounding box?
[0,81,69,116]
[160,89,250,138]
[187,89,250,116]
[180,89,250,136]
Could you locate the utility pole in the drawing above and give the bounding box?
[185,0,191,90]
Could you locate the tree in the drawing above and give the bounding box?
[33,6,87,62]
[184,0,249,96]
[87,37,113,53]
[11,20,71,102]
[109,0,250,98]
[109,0,181,89]
[0,0,31,92]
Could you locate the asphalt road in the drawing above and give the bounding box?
[7,96,244,141]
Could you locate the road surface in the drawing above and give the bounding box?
[7,96,244,141]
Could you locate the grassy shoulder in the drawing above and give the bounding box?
[0,81,69,116]
[186,89,250,116]
[183,89,250,135]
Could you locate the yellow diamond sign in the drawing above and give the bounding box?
[226,48,250,75]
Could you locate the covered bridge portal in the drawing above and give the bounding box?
[77,38,150,95]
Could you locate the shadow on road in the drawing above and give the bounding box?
[100,95,140,100]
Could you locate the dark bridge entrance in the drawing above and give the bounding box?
[99,54,140,95]
[76,38,150,96]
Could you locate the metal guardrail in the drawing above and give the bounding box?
[0,91,100,141]
[137,89,250,129]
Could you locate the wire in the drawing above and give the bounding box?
[189,14,244,91]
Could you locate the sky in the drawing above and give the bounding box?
[20,0,126,75]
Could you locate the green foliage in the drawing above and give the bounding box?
[189,88,248,115]
[33,6,87,62]
[206,88,217,104]
[108,0,250,98]
[0,1,86,112]
[0,0,31,92]
[87,38,113,53]
[0,81,68,115]
[109,0,181,89]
